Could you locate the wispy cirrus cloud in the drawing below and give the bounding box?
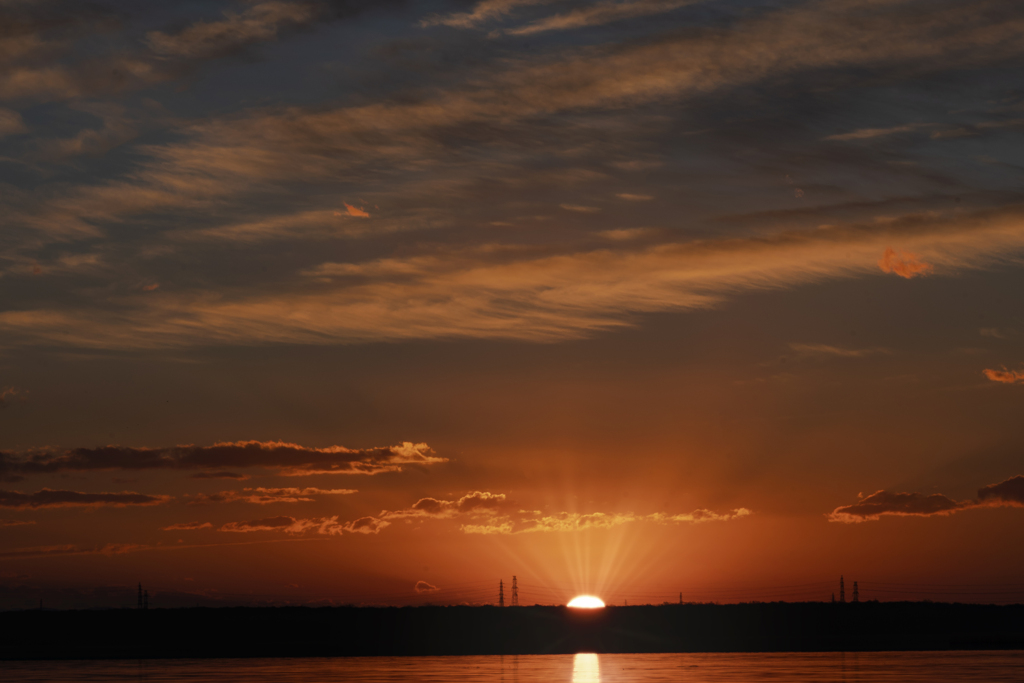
[788,343,891,358]
[7,206,1024,350]
[146,1,322,59]
[420,0,554,29]
[504,0,702,36]
[0,489,170,509]
[829,475,1024,522]
[824,123,936,141]
[0,441,443,482]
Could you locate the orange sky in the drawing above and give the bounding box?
[1,0,1024,608]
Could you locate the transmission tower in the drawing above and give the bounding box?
[839,576,845,603]
[853,581,859,603]
[137,583,143,610]
[499,579,504,607]
[511,576,519,606]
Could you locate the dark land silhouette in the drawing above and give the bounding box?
[2,602,1022,660]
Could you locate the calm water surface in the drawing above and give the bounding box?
[4,651,1022,682]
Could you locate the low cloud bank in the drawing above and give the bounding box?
[0,489,170,509]
[212,490,752,538]
[0,441,444,482]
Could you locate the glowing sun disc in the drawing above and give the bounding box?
[567,595,605,608]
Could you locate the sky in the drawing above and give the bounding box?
[1,0,1024,609]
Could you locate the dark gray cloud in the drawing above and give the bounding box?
[830,475,1024,522]
[188,487,357,504]
[978,475,1024,505]
[0,488,170,509]
[828,490,967,522]
[0,441,443,482]
[188,471,249,480]
[162,521,212,531]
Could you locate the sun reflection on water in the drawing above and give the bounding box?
[572,653,601,683]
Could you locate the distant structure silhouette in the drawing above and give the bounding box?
[499,580,504,608]
[511,576,519,607]
[853,581,859,603]
[679,592,682,605]
[831,593,835,603]
[137,583,143,610]
[840,576,845,603]
[143,590,149,610]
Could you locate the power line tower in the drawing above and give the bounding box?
[137,583,143,610]
[839,576,845,603]
[511,576,519,607]
[852,581,859,603]
[498,579,504,607]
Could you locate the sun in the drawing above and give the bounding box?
[567,595,605,608]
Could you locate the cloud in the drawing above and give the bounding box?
[983,367,1024,384]
[977,475,1024,506]
[145,2,322,59]
[475,507,752,534]
[343,516,390,534]
[0,107,26,137]
[0,489,170,509]
[9,2,1024,351]
[828,490,967,523]
[188,471,249,480]
[788,343,891,358]
[559,204,601,213]
[420,0,554,29]
[829,475,1024,522]
[0,519,35,527]
[504,0,700,36]
[0,441,444,481]
[615,193,653,201]
[0,543,147,560]
[162,521,213,531]
[979,328,1006,339]
[189,487,357,504]
[825,123,934,141]
[600,228,657,241]
[36,101,136,159]
[342,203,370,218]
[8,201,1024,351]
[414,580,439,593]
[207,490,749,538]
[388,491,514,520]
[878,247,933,279]
[219,515,347,535]
[0,387,21,407]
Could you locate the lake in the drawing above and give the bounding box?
[3,651,1022,682]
